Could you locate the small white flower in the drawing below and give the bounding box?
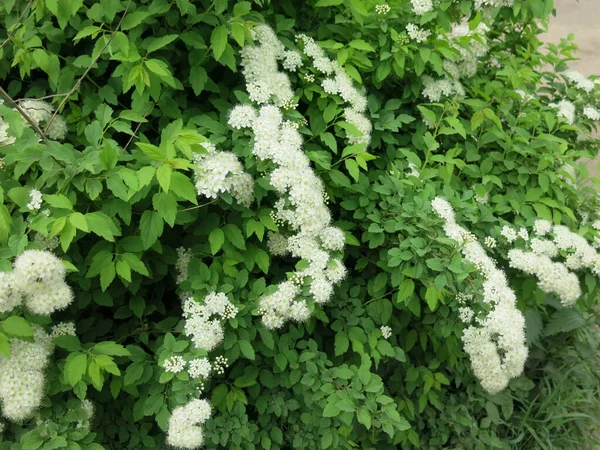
[380,325,392,339]
[583,106,600,121]
[411,0,432,15]
[27,189,43,211]
[375,4,391,15]
[500,225,517,243]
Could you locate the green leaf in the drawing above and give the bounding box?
[335,333,349,356]
[86,212,121,241]
[2,316,33,337]
[116,260,131,282]
[233,1,251,16]
[156,164,172,193]
[43,194,73,210]
[357,407,372,429]
[349,39,375,52]
[121,253,150,276]
[230,22,246,47]
[322,402,340,417]
[211,25,228,60]
[124,363,144,385]
[396,279,415,302]
[315,0,343,6]
[238,340,255,360]
[209,228,225,254]
[93,341,130,356]
[65,352,88,386]
[146,34,179,54]
[137,142,165,161]
[170,172,197,203]
[100,262,116,291]
[69,212,88,231]
[224,224,246,250]
[0,333,10,357]
[153,192,178,227]
[425,286,438,311]
[53,335,82,351]
[544,309,587,336]
[0,205,12,244]
[139,211,164,249]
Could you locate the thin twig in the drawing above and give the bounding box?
[178,200,216,213]
[0,86,48,144]
[44,0,133,132]
[123,121,143,152]
[0,0,33,52]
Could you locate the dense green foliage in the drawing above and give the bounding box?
[1,0,600,449]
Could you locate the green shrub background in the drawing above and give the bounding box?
[1,0,600,449]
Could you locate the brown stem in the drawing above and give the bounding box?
[44,0,133,132]
[0,86,48,144]
[0,0,33,52]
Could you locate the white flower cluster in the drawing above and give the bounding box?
[19,99,68,140]
[0,327,53,420]
[380,325,392,339]
[506,221,600,307]
[550,99,575,125]
[375,4,391,15]
[27,189,43,211]
[432,197,528,394]
[212,355,228,375]
[182,292,238,351]
[565,71,595,93]
[406,162,420,178]
[0,118,15,146]
[583,106,600,121]
[554,225,600,274]
[473,0,514,10]
[411,0,433,15]
[166,398,211,449]
[508,249,580,306]
[188,358,211,379]
[458,306,474,323]
[515,89,535,102]
[423,21,490,101]
[192,142,254,207]
[176,247,192,284]
[406,23,431,43]
[533,219,552,235]
[0,250,73,315]
[484,236,497,249]
[295,33,372,146]
[229,26,350,329]
[422,76,465,102]
[163,355,186,373]
[240,25,297,108]
[0,322,72,421]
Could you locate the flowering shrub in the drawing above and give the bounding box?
[1,0,600,449]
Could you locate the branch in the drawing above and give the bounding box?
[44,0,133,133]
[0,86,48,144]
[0,0,33,53]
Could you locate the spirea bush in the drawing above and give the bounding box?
[1,0,600,448]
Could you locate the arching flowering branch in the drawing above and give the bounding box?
[228,25,368,329]
[431,197,528,394]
